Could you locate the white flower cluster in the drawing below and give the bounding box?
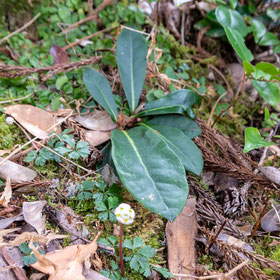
[114,203,135,225]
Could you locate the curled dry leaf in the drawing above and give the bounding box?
[30,232,101,280]
[5,231,68,247]
[50,44,70,65]
[23,201,47,235]
[84,130,111,147]
[261,205,280,232]
[4,105,59,139]
[0,175,12,207]
[74,110,116,131]
[260,166,280,186]
[0,157,37,183]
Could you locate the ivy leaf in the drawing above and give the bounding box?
[243,127,274,153]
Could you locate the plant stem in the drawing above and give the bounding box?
[119,223,125,277]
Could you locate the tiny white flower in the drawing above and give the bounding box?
[6,117,14,125]
[114,203,135,225]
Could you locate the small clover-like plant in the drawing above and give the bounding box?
[24,129,90,166]
[19,242,44,266]
[83,27,204,222]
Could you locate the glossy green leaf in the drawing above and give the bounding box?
[243,61,255,76]
[243,127,274,153]
[230,0,238,9]
[116,28,147,112]
[137,90,201,119]
[83,67,118,122]
[259,32,280,46]
[251,19,266,43]
[140,123,203,175]
[224,27,253,62]
[264,107,270,122]
[274,45,280,54]
[147,115,201,139]
[251,80,280,108]
[267,7,280,21]
[215,7,248,37]
[254,62,278,80]
[111,127,188,221]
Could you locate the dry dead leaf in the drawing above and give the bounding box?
[84,130,111,147]
[30,232,101,280]
[261,205,280,232]
[4,104,58,139]
[50,44,70,65]
[260,166,280,186]
[2,231,68,247]
[0,157,37,183]
[74,110,116,131]
[23,201,47,234]
[166,197,197,278]
[0,175,12,207]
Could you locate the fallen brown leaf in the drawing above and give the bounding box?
[84,130,111,147]
[0,175,12,207]
[23,201,47,234]
[4,104,58,139]
[74,110,116,131]
[50,44,70,65]
[166,197,197,279]
[0,157,37,183]
[31,232,101,280]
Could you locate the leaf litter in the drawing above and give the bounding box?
[0,1,280,279]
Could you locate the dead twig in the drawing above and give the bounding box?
[0,57,102,80]
[250,196,271,239]
[173,259,250,279]
[0,13,41,45]
[211,73,245,127]
[62,0,115,34]
[63,26,118,51]
[0,247,28,280]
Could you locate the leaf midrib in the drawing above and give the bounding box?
[121,130,168,211]
[140,123,196,172]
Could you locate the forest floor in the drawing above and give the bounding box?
[0,1,280,280]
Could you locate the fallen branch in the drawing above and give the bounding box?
[173,259,250,279]
[0,13,41,45]
[63,26,118,51]
[62,0,115,34]
[0,57,102,80]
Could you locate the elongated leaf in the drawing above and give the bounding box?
[251,19,266,43]
[259,32,280,46]
[215,7,248,37]
[116,28,147,113]
[243,127,274,153]
[111,127,188,221]
[224,27,253,62]
[140,123,203,175]
[251,80,280,108]
[147,115,201,139]
[83,67,118,122]
[137,90,200,119]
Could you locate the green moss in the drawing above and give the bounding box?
[0,114,25,149]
